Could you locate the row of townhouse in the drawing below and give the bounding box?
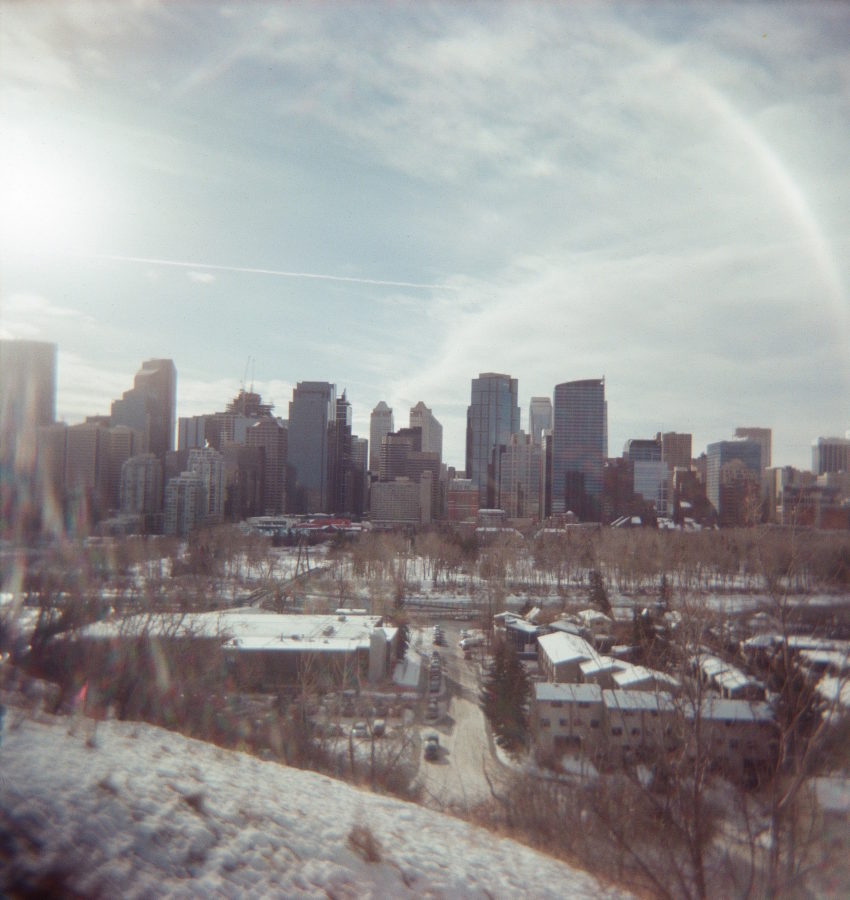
[533,682,776,781]
[532,629,777,781]
[537,630,679,694]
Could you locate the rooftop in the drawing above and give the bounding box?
[78,611,384,653]
[535,682,604,704]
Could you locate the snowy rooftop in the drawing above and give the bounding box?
[580,656,627,678]
[692,698,774,723]
[612,665,679,690]
[78,611,384,653]
[0,705,627,898]
[602,689,676,713]
[535,682,604,704]
[537,631,597,666]
[697,654,758,691]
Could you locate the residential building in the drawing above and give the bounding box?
[120,453,163,531]
[187,446,225,523]
[64,421,111,524]
[533,682,605,754]
[466,372,520,509]
[164,471,205,535]
[246,417,288,514]
[537,631,597,683]
[551,378,607,521]
[499,430,542,518]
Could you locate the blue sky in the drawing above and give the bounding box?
[1,1,848,470]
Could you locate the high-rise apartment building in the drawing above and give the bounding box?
[287,381,336,514]
[499,431,542,518]
[550,378,607,520]
[65,421,111,524]
[164,471,204,536]
[187,446,225,523]
[369,401,393,473]
[246,417,288,514]
[466,373,520,508]
[121,453,163,531]
[528,397,552,446]
[812,436,850,475]
[110,359,176,461]
[409,402,443,460]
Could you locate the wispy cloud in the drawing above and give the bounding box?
[188,271,216,285]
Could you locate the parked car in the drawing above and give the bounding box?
[459,636,483,651]
[425,699,439,721]
[424,733,440,761]
[351,721,368,739]
[372,718,386,737]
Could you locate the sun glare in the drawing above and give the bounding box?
[0,133,100,259]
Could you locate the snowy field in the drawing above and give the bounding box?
[0,705,627,898]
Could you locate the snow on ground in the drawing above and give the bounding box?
[0,706,627,898]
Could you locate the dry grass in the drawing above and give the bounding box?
[347,823,382,863]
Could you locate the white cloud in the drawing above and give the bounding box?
[188,271,216,285]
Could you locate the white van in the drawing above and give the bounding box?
[459,636,483,651]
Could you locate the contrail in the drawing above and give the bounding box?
[88,252,460,291]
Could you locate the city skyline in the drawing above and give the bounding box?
[1,3,848,471]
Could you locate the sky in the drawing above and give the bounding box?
[1,1,848,471]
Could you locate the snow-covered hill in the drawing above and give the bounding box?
[0,706,626,898]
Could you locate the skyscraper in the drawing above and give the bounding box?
[528,397,552,446]
[551,378,607,520]
[110,359,176,461]
[1,340,57,535]
[409,401,443,460]
[328,390,354,515]
[287,381,336,513]
[659,431,693,471]
[466,373,520,508]
[499,431,542,518]
[246,417,287,514]
[0,339,56,449]
[706,439,762,521]
[811,436,850,475]
[369,401,393,473]
[735,427,772,471]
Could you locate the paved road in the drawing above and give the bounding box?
[412,620,504,811]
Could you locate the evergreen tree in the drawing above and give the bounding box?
[480,638,531,756]
[588,568,612,617]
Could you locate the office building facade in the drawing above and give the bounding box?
[287,381,336,514]
[528,397,553,446]
[409,401,443,460]
[466,372,520,508]
[550,378,607,520]
[369,401,393,473]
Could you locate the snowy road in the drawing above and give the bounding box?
[414,621,504,811]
